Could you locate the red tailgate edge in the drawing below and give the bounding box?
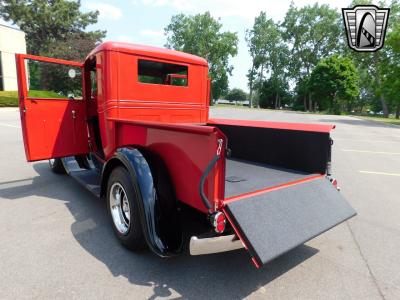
[208,118,335,133]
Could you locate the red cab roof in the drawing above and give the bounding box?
[87,41,208,66]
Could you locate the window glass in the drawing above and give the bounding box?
[26,60,83,100]
[90,69,97,99]
[138,59,188,86]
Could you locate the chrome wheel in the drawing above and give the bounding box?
[109,182,131,235]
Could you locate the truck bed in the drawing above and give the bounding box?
[225,158,316,198]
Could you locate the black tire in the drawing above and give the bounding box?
[106,166,146,251]
[49,158,66,174]
[148,156,183,252]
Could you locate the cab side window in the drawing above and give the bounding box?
[26,59,83,100]
[138,59,188,86]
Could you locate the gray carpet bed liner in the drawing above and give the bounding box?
[225,158,315,198]
[224,176,356,266]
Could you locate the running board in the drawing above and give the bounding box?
[223,176,356,267]
[62,157,101,197]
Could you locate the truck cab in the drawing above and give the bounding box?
[15,42,355,268]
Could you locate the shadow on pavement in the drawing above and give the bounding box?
[0,162,319,299]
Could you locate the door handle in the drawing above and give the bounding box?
[72,110,76,119]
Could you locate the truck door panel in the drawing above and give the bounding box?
[16,54,89,161]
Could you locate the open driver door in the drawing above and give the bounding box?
[16,54,89,161]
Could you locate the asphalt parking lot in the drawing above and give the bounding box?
[0,107,399,299]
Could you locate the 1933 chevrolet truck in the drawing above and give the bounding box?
[15,42,356,268]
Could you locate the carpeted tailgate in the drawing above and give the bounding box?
[224,177,356,267]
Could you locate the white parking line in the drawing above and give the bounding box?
[359,171,400,177]
[343,149,400,155]
[0,123,20,129]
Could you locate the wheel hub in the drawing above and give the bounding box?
[109,182,131,235]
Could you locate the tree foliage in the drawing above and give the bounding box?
[344,0,400,117]
[309,55,359,114]
[246,12,288,107]
[2,0,400,118]
[0,0,105,98]
[164,12,238,102]
[258,77,289,109]
[281,3,342,77]
[0,0,105,55]
[243,1,400,117]
[226,88,247,102]
[281,3,342,110]
[383,3,400,118]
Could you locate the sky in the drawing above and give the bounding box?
[2,0,355,91]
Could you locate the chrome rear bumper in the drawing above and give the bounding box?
[189,234,244,255]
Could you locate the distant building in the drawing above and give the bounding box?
[0,24,27,91]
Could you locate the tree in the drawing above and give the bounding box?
[43,31,102,61]
[164,12,238,102]
[1,1,105,98]
[226,88,248,104]
[344,0,400,117]
[281,3,342,110]
[258,77,289,109]
[246,12,288,108]
[0,0,105,55]
[37,32,104,95]
[383,2,400,118]
[309,55,359,114]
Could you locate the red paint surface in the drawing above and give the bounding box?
[16,54,89,161]
[15,44,341,267]
[16,43,333,217]
[87,42,208,66]
[116,51,208,124]
[208,118,335,133]
[223,174,325,204]
[114,119,226,212]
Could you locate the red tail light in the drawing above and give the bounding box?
[212,212,226,234]
[328,176,340,191]
[331,178,338,188]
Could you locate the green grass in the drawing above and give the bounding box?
[357,115,400,126]
[0,91,19,107]
[0,90,64,107]
[213,103,253,109]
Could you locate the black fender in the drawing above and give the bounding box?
[101,147,182,257]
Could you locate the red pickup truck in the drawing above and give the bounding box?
[15,42,355,268]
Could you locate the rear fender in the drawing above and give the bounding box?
[101,147,182,257]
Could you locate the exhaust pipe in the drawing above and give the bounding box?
[189,234,244,256]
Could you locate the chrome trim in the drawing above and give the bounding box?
[109,182,131,235]
[189,234,244,256]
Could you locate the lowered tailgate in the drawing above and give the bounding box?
[223,176,356,267]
